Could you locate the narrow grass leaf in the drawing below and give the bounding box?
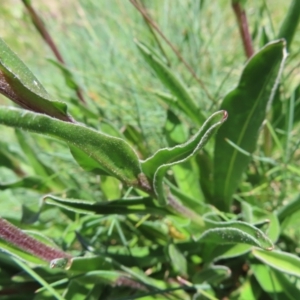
[136,40,205,125]
[213,40,287,211]
[12,257,65,300]
[277,193,300,222]
[0,38,72,122]
[44,195,170,216]
[277,0,300,49]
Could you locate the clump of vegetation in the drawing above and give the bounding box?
[0,0,300,299]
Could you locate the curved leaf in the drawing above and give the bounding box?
[197,227,269,249]
[213,40,287,211]
[142,110,227,204]
[0,38,73,122]
[204,219,273,250]
[0,107,141,186]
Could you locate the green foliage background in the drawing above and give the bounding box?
[0,0,300,299]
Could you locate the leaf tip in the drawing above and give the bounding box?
[222,110,228,121]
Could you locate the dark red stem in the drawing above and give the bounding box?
[0,218,71,263]
[22,1,86,104]
[232,1,254,59]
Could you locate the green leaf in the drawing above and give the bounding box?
[233,275,262,300]
[12,257,65,300]
[252,248,300,277]
[69,256,112,273]
[123,124,148,158]
[193,265,231,284]
[251,262,284,293]
[0,37,72,122]
[0,175,46,191]
[204,219,273,250]
[197,227,264,248]
[136,40,206,125]
[197,218,274,250]
[100,176,121,200]
[0,107,141,186]
[44,195,170,216]
[210,244,252,262]
[164,110,188,146]
[168,244,187,277]
[277,193,300,222]
[277,0,300,50]
[0,236,47,266]
[142,110,227,204]
[69,146,109,175]
[213,40,287,211]
[251,262,300,299]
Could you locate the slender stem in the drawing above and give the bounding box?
[0,218,71,263]
[21,0,86,104]
[136,0,171,67]
[129,0,215,103]
[232,1,254,59]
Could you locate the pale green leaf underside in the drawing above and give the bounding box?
[0,37,72,122]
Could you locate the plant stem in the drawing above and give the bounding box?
[129,0,215,103]
[0,218,71,263]
[136,0,171,67]
[232,1,254,59]
[21,0,87,104]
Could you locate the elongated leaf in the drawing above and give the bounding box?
[122,124,148,157]
[168,244,187,277]
[203,219,273,250]
[197,228,267,248]
[0,175,46,191]
[213,40,287,211]
[200,219,274,250]
[251,262,284,293]
[136,40,205,125]
[234,275,262,300]
[0,38,73,122]
[251,262,300,299]
[69,256,112,273]
[0,236,47,266]
[44,195,170,216]
[212,244,252,262]
[277,0,300,49]
[277,193,300,222]
[0,107,141,186]
[252,248,300,277]
[69,146,109,175]
[142,111,227,204]
[193,265,231,284]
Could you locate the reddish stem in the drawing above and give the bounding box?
[232,1,254,59]
[22,1,86,104]
[0,218,71,263]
